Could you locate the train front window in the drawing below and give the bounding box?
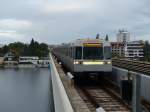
[75,47,82,59]
[104,46,111,59]
[83,47,103,59]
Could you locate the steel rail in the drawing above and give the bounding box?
[78,84,130,112]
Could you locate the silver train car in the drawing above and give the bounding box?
[52,38,112,75]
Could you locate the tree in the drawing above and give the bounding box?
[30,38,35,47]
[28,38,49,57]
[105,34,109,41]
[1,45,9,54]
[9,42,25,56]
[29,38,36,56]
[0,38,49,58]
[22,44,29,56]
[143,41,150,61]
[39,43,49,57]
[96,34,100,39]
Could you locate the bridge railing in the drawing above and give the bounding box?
[49,53,74,112]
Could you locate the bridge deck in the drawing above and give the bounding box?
[53,58,91,112]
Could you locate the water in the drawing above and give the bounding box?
[0,68,53,112]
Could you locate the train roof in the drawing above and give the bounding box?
[71,38,110,46]
[70,38,108,46]
[58,38,110,47]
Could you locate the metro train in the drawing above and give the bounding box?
[52,38,112,77]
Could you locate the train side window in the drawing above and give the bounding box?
[69,48,70,57]
[70,48,72,57]
[104,46,112,59]
[75,47,82,59]
[64,48,67,56]
[72,47,74,58]
[69,48,71,57]
[73,47,75,58]
[67,48,69,56]
[68,48,70,56]
[66,48,68,56]
[72,47,75,58]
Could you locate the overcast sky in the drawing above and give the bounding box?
[0,0,150,44]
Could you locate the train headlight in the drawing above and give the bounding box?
[107,61,111,64]
[74,61,79,64]
[99,62,104,64]
[83,61,104,65]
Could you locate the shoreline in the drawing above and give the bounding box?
[0,64,49,69]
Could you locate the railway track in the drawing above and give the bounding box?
[112,58,150,75]
[76,78,131,112]
[54,56,150,111]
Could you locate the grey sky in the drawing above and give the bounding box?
[0,0,150,44]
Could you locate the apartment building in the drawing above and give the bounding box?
[125,41,143,58]
[112,41,144,58]
[112,30,144,59]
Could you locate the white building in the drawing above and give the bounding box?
[111,41,144,59]
[19,56,50,68]
[117,30,130,43]
[111,42,125,57]
[38,59,50,68]
[4,51,16,61]
[0,57,4,65]
[19,56,39,65]
[124,41,144,58]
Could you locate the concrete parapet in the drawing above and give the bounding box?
[51,54,91,112]
[50,54,74,112]
[112,66,150,102]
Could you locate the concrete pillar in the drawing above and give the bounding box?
[132,74,142,112]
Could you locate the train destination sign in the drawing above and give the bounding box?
[83,43,102,47]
